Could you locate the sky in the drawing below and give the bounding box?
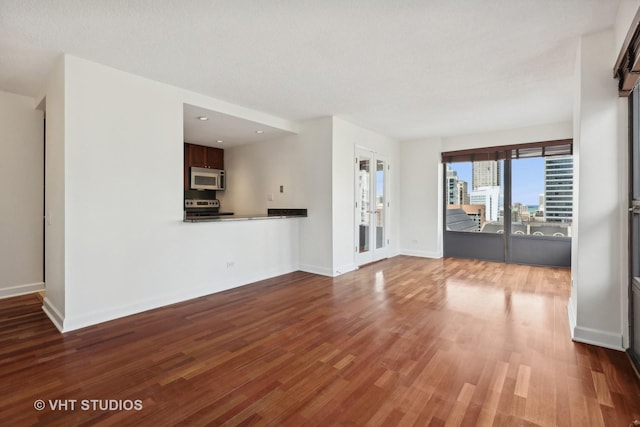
[453,158,544,206]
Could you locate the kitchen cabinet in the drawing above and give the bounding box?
[205,147,224,169]
[184,143,224,189]
[184,144,189,190]
[186,144,224,169]
[187,143,206,168]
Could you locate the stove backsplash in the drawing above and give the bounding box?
[184,189,216,200]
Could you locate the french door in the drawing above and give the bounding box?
[355,147,389,266]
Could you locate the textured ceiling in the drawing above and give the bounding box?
[0,0,621,141]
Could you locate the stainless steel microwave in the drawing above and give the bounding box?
[190,167,225,191]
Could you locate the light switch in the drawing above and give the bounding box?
[267,194,274,201]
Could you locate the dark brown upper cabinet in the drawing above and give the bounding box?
[184,143,224,189]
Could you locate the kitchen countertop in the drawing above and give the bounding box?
[184,209,307,223]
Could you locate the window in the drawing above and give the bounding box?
[443,140,572,238]
[445,161,504,233]
[511,156,573,237]
[442,139,573,267]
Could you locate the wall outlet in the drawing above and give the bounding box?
[226,261,235,268]
[267,193,274,201]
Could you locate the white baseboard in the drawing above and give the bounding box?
[62,287,215,332]
[60,265,299,332]
[333,263,357,276]
[299,263,334,277]
[571,326,624,351]
[567,297,577,333]
[567,298,624,351]
[0,282,45,299]
[398,249,443,259]
[42,297,64,332]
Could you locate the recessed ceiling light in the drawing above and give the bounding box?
[216,140,223,143]
[197,116,208,121]
[256,130,264,134]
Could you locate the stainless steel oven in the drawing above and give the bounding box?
[184,199,234,219]
[190,167,225,191]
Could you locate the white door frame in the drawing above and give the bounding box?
[354,146,390,266]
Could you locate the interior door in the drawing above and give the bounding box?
[355,148,389,266]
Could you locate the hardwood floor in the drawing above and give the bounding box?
[1,256,639,426]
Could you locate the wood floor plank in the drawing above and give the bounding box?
[514,364,532,398]
[1,256,640,425]
[444,382,476,427]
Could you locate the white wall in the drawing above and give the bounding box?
[569,39,582,329]
[440,122,572,151]
[40,57,66,327]
[219,134,303,215]
[296,117,335,276]
[398,138,443,258]
[42,55,302,331]
[37,55,397,330]
[570,29,624,350]
[0,91,44,298]
[615,1,640,54]
[332,117,399,274]
[399,123,572,259]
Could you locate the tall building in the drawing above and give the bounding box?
[472,161,501,190]
[446,166,459,205]
[513,202,530,222]
[534,193,545,218]
[457,180,470,205]
[358,168,370,224]
[544,156,573,222]
[470,186,501,222]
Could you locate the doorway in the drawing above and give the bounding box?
[355,147,389,266]
[42,116,46,290]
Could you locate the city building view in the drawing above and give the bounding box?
[446,156,573,236]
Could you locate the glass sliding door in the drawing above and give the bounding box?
[510,157,545,236]
[442,141,573,267]
[355,147,388,266]
[444,160,506,262]
[629,87,640,371]
[508,156,572,266]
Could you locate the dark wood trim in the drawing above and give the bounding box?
[614,7,640,96]
[441,138,573,163]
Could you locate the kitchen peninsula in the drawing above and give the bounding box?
[184,208,307,222]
